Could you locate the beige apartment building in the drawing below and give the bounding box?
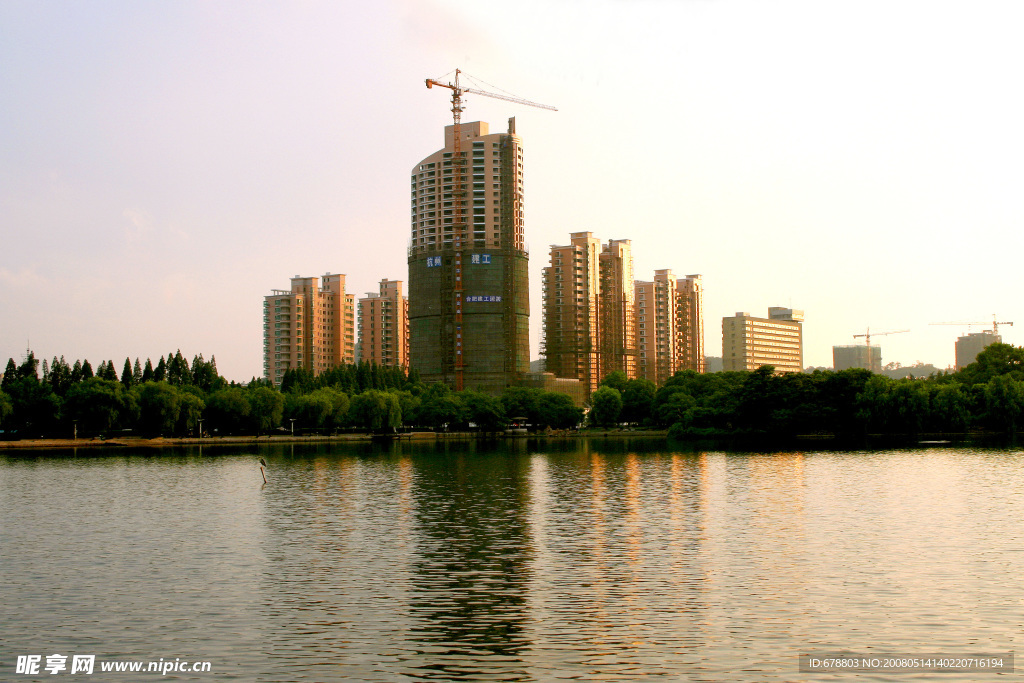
[722,307,804,373]
[635,271,677,384]
[634,272,705,384]
[357,279,409,370]
[599,239,637,380]
[675,275,705,373]
[263,273,355,385]
[543,232,706,393]
[541,232,602,395]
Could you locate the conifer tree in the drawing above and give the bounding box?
[81,360,94,379]
[133,358,143,385]
[71,360,84,384]
[142,359,154,383]
[1,359,16,392]
[121,358,134,388]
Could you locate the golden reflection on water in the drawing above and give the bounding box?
[4,444,1022,682]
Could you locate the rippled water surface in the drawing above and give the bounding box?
[2,441,1022,681]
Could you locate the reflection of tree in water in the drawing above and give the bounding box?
[404,442,533,680]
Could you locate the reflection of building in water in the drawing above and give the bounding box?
[405,444,532,678]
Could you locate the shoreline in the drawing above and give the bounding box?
[0,430,672,451]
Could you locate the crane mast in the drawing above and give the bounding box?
[424,69,555,391]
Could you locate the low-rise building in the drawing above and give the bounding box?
[723,308,804,373]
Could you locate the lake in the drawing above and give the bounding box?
[1,440,1020,681]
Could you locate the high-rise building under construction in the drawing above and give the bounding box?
[407,119,529,394]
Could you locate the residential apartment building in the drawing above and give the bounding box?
[634,272,705,384]
[722,307,804,373]
[263,273,355,385]
[407,119,529,394]
[674,275,705,373]
[541,232,602,395]
[635,270,677,384]
[599,239,637,380]
[542,233,706,393]
[357,279,409,370]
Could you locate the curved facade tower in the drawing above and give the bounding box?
[408,119,529,394]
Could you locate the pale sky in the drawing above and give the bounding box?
[2,0,1022,382]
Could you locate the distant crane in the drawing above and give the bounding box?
[850,328,909,372]
[929,314,1014,336]
[853,327,910,346]
[424,69,556,390]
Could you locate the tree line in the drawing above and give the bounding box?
[0,353,584,437]
[584,343,1024,439]
[2,344,1022,439]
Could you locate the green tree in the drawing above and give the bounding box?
[142,359,154,383]
[537,392,583,429]
[929,383,969,433]
[70,359,84,384]
[177,391,205,436]
[390,390,419,428]
[97,360,118,381]
[64,378,129,434]
[248,386,284,434]
[1,358,17,392]
[291,390,334,430]
[18,351,40,381]
[48,356,73,396]
[956,343,1024,385]
[416,384,466,429]
[0,389,13,428]
[984,375,1024,435]
[890,380,930,435]
[120,358,134,388]
[81,359,94,379]
[350,389,402,432]
[856,374,894,433]
[501,386,544,427]
[620,378,656,425]
[461,390,506,431]
[134,381,182,436]
[600,371,629,394]
[589,386,623,427]
[205,388,251,434]
[655,390,697,427]
[167,350,190,386]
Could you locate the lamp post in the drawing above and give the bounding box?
[197,418,204,438]
[289,418,296,436]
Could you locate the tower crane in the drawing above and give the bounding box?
[853,327,910,346]
[850,328,908,371]
[424,69,556,391]
[929,314,1014,336]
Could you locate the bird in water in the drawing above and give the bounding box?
[259,457,267,483]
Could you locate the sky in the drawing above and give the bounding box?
[2,0,1022,382]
